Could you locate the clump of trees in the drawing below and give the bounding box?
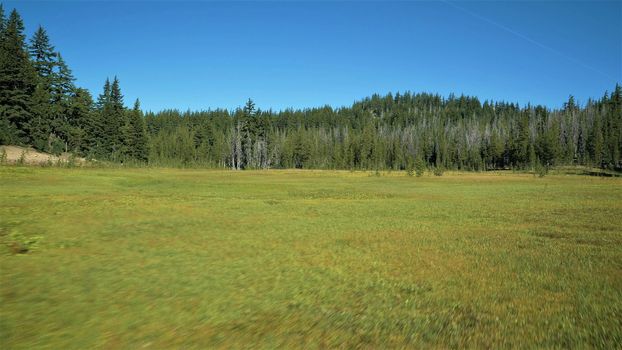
[1,6,620,171]
[0,5,148,162]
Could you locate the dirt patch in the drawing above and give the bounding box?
[0,145,86,165]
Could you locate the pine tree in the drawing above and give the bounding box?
[129,99,148,161]
[51,53,75,102]
[29,26,56,89]
[119,117,134,159]
[243,98,255,117]
[536,118,562,167]
[0,5,5,36]
[0,9,37,144]
[90,78,111,157]
[29,83,52,150]
[606,84,621,168]
[240,98,256,168]
[96,78,111,110]
[589,114,604,167]
[120,99,147,160]
[49,53,76,152]
[24,26,58,151]
[104,76,127,158]
[96,77,121,158]
[515,111,531,167]
[67,88,94,154]
[292,129,310,168]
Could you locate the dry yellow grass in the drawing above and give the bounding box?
[0,145,86,165]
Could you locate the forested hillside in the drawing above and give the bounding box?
[1,6,620,171]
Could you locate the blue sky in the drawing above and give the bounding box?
[5,1,622,112]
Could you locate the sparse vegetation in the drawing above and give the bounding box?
[4,229,42,254]
[406,161,415,177]
[535,161,549,178]
[433,166,444,176]
[415,157,426,177]
[16,149,27,165]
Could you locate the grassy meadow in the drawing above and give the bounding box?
[1,166,621,348]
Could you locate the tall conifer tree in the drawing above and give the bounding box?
[0,9,37,144]
[29,26,56,89]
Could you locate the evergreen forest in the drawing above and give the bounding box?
[1,6,620,171]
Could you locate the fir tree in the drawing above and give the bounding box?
[96,78,111,110]
[47,54,76,152]
[67,87,94,154]
[51,53,75,102]
[0,5,5,36]
[0,9,37,144]
[240,98,256,168]
[89,79,111,157]
[103,76,127,158]
[124,99,149,161]
[589,114,604,167]
[29,26,56,89]
[28,83,52,151]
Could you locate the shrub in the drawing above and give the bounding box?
[7,230,43,254]
[415,158,426,177]
[17,150,27,165]
[0,148,7,164]
[50,137,65,156]
[433,166,444,176]
[66,154,77,168]
[535,162,548,178]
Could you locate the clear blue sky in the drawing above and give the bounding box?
[6,1,622,112]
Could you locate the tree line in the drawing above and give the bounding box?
[0,5,148,161]
[1,5,620,171]
[145,90,621,171]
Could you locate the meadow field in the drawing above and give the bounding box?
[0,166,621,348]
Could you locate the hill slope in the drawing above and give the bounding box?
[0,145,85,165]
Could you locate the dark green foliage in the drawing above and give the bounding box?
[96,78,110,110]
[415,157,426,177]
[28,83,52,150]
[0,6,147,163]
[51,53,74,101]
[0,4,5,36]
[406,161,415,177]
[149,126,197,166]
[121,99,149,161]
[0,9,37,144]
[66,87,94,153]
[95,76,132,160]
[535,160,548,177]
[144,89,621,171]
[291,129,310,168]
[29,26,55,88]
[0,6,620,171]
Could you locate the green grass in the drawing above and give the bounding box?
[1,167,621,348]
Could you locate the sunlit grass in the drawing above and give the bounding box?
[1,167,621,348]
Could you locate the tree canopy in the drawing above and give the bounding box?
[0,6,620,171]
